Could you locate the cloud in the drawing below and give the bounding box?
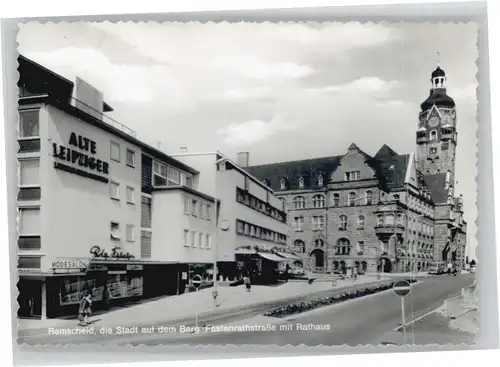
[217,117,293,147]
[308,77,400,99]
[24,48,167,103]
[211,55,314,80]
[210,86,278,103]
[448,83,477,100]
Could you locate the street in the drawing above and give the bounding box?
[124,273,475,346]
[18,274,475,346]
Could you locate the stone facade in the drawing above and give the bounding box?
[245,65,468,273]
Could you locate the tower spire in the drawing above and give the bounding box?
[437,51,440,67]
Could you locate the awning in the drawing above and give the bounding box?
[276,252,302,261]
[258,252,286,262]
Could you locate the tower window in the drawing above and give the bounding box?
[430,130,438,141]
[429,147,438,155]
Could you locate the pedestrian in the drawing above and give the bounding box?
[353,266,358,282]
[78,290,92,326]
[244,273,251,292]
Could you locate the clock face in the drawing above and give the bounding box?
[428,116,440,128]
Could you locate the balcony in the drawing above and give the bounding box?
[374,224,405,236]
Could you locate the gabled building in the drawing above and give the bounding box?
[245,64,467,274]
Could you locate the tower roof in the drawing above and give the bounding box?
[420,64,455,111]
[431,66,446,78]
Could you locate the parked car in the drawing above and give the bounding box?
[428,266,444,275]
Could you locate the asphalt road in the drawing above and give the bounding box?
[18,274,474,346]
[139,273,475,346]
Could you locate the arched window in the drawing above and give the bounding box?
[430,130,438,141]
[336,238,351,255]
[376,214,384,226]
[385,214,395,226]
[393,194,400,201]
[348,192,356,206]
[293,239,305,254]
[298,176,305,189]
[293,196,306,209]
[312,194,325,208]
[365,190,373,205]
[280,178,287,190]
[397,213,404,225]
[314,239,324,247]
[357,215,365,229]
[318,175,324,187]
[332,193,340,207]
[339,215,348,230]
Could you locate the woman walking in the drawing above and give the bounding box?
[78,290,92,326]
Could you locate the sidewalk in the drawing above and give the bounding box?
[18,275,387,333]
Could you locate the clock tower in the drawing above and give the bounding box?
[416,64,457,188]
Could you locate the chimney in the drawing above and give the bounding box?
[237,152,250,167]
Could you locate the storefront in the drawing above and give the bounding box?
[234,247,285,284]
[18,256,187,319]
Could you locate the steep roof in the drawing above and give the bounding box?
[423,173,448,203]
[245,155,343,191]
[245,145,410,192]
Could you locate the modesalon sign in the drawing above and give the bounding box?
[52,132,110,183]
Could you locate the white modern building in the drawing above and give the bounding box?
[169,151,298,282]
[16,56,218,319]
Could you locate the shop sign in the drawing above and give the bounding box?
[51,259,90,270]
[52,132,110,183]
[90,246,135,260]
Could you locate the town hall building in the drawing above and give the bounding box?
[245,64,467,274]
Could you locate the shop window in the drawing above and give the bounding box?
[19,207,40,235]
[110,181,120,200]
[110,141,121,162]
[126,186,135,204]
[126,149,136,167]
[110,222,120,241]
[19,110,40,138]
[126,225,135,242]
[19,158,40,186]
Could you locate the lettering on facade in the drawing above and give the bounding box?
[90,246,135,260]
[52,132,109,183]
[51,259,90,270]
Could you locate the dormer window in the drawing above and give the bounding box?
[318,175,324,187]
[280,178,287,190]
[298,176,305,189]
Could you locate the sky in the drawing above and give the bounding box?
[18,22,478,259]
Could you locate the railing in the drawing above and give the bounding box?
[69,97,138,138]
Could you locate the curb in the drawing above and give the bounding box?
[19,278,389,338]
